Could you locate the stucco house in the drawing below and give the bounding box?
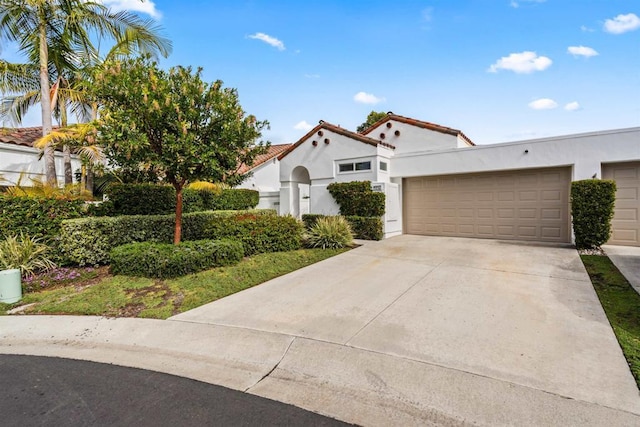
[250,113,639,247]
[0,127,81,187]
[236,143,292,210]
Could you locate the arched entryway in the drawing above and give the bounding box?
[290,166,311,218]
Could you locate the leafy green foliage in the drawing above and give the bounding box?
[93,56,269,243]
[571,180,616,249]
[93,184,259,216]
[0,234,56,277]
[327,181,385,217]
[204,213,304,255]
[58,209,285,266]
[110,239,244,278]
[302,214,384,240]
[305,216,354,249]
[0,195,84,243]
[581,255,640,387]
[357,111,387,133]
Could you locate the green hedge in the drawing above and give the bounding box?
[58,209,298,266]
[97,184,259,216]
[204,212,304,255]
[327,181,385,217]
[571,179,617,249]
[302,214,383,241]
[110,239,244,278]
[0,195,85,243]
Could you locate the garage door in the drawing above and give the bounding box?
[404,167,571,242]
[603,162,640,247]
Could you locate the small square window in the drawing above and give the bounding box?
[355,161,371,171]
[379,161,388,171]
[339,163,354,172]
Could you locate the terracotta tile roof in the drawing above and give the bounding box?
[278,121,396,161]
[238,143,293,174]
[0,126,54,148]
[361,113,476,146]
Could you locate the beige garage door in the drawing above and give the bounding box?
[404,167,571,242]
[603,162,640,247]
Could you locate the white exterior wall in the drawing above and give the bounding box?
[0,142,82,186]
[367,120,460,155]
[237,158,281,192]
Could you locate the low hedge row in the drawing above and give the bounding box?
[58,209,301,266]
[94,184,259,216]
[0,195,85,243]
[302,214,383,240]
[110,239,244,278]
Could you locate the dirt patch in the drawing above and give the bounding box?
[120,281,174,317]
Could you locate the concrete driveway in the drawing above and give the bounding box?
[172,235,640,424]
[2,235,639,425]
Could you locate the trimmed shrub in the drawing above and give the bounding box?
[571,179,617,249]
[203,213,304,255]
[101,184,259,216]
[327,181,385,217]
[0,195,84,243]
[110,239,244,278]
[306,216,354,249]
[58,209,284,266]
[302,214,384,241]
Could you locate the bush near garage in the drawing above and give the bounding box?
[96,183,259,216]
[57,209,299,266]
[327,181,385,217]
[110,239,244,278]
[0,195,84,243]
[302,214,383,241]
[571,179,617,249]
[305,216,354,249]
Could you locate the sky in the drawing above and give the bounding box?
[2,0,639,145]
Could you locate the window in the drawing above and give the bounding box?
[379,161,388,171]
[338,161,371,173]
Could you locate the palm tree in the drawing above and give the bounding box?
[0,0,171,185]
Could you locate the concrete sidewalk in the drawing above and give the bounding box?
[604,245,640,294]
[2,236,640,426]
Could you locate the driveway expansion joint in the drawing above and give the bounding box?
[244,337,296,393]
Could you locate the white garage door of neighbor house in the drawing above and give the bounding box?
[603,162,640,247]
[404,167,571,243]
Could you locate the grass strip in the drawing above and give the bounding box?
[581,255,640,388]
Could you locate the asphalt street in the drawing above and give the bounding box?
[0,354,351,427]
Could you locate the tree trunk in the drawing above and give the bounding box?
[173,184,183,244]
[60,105,72,185]
[86,166,94,194]
[39,21,56,185]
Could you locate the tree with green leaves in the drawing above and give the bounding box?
[357,111,387,133]
[0,0,171,185]
[93,57,269,244]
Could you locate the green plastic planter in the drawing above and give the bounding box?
[0,268,22,304]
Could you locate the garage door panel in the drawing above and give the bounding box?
[603,162,640,246]
[404,168,570,243]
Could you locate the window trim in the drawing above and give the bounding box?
[337,160,372,174]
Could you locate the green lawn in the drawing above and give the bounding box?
[581,255,640,388]
[1,248,347,319]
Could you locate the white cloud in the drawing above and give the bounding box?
[488,51,552,73]
[422,7,434,22]
[100,0,161,19]
[564,101,581,111]
[248,33,285,50]
[580,25,595,32]
[294,120,313,131]
[604,13,640,34]
[353,91,385,105]
[567,45,599,58]
[528,98,558,110]
[304,74,320,79]
[510,0,546,8]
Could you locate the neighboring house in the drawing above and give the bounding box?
[0,127,81,187]
[273,113,640,247]
[237,143,292,210]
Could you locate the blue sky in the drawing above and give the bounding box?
[3,0,639,145]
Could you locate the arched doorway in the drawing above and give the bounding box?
[290,166,311,218]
